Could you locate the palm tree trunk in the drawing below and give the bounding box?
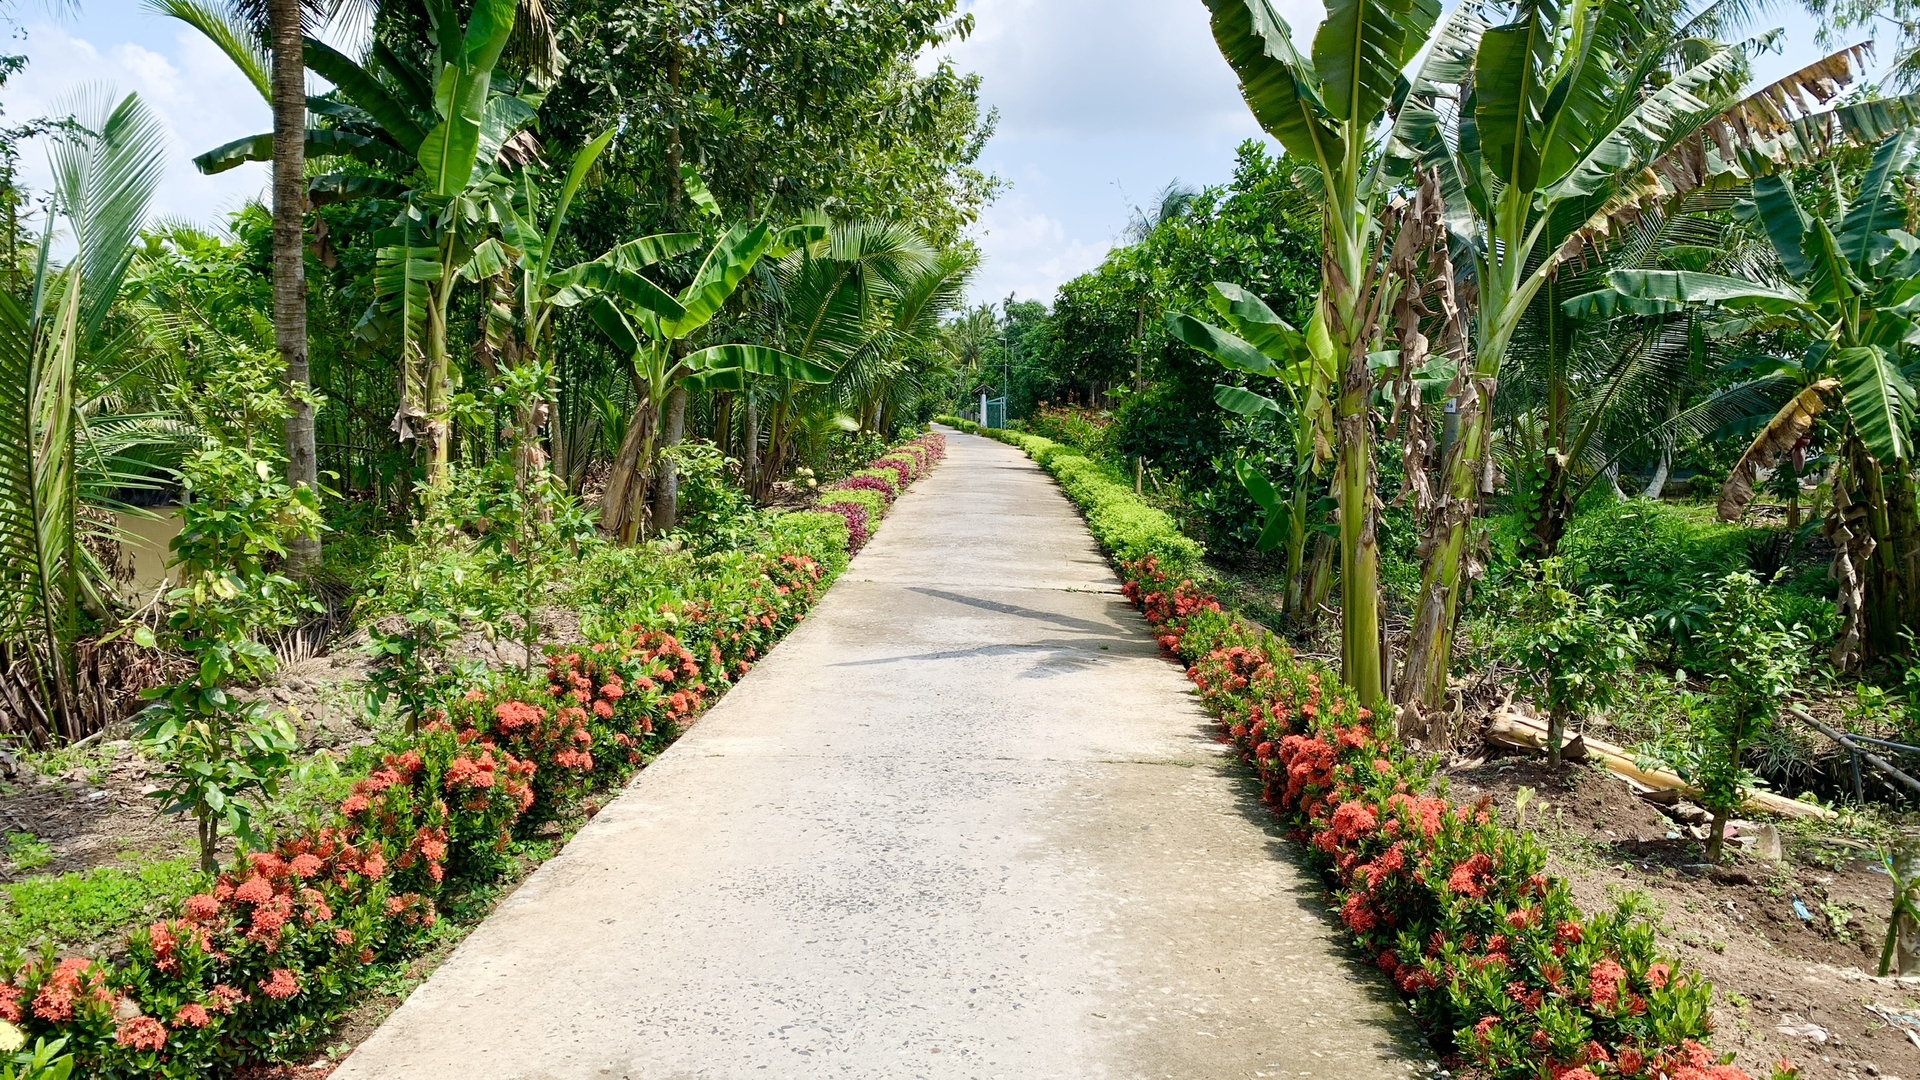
[650,385,687,532]
[271,0,319,569]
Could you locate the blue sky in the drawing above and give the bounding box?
[0,1,1854,307]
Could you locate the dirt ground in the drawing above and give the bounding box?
[1447,755,1920,1080]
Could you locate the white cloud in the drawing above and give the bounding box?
[3,21,270,231]
[941,0,1321,140]
[968,197,1112,306]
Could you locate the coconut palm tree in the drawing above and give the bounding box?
[0,91,167,745]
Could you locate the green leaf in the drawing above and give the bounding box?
[1473,9,1554,191]
[303,38,428,155]
[1205,0,1346,168]
[132,626,155,649]
[682,344,837,385]
[1235,459,1281,511]
[193,129,413,177]
[1313,0,1442,126]
[1167,311,1276,375]
[1751,176,1813,280]
[680,163,724,218]
[1213,383,1284,417]
[586,297,639,356]
[1832,344,1915,465]
[1206,282,1306,362]
[667,223,775,336]
[1838,133,1920,273]
[1564,271,1810,319]
[542,128,618,271]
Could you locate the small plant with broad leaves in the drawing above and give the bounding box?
[134,445,320,872]
[1506,558,1644,768]
[1694,572,1808,861]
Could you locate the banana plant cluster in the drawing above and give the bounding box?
[1204,0,1440,708]
[1571,131,1920,664]
[552,200,836,540]
[1166,283,1335,622]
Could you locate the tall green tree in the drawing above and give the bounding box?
[1204,0,1442,708]
[0,92,166,745]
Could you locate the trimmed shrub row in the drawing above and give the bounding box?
[5,436,944,1078]
[816,432,946,553]
[965,420,1779,1080]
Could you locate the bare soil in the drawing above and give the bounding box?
[1447,755,1920,1080]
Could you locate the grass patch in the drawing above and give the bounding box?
[0,857,206,953]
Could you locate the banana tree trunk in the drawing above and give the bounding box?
[1335,352,1384,708]
[270,0,317,570]
[1398,366,1496,711]
[1852,440,1920,661]
[651,385,687,533]
[423,282,453,488]
[1283,488,1309,620]
[600,402,656,542]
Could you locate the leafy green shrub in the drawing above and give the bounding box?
[1505,561,1644,768]
[134,444,320,872]
[821,487,885,526]
[1023,404,1113,451]
[1557,501,1829,662]
[664,441,762,554]
[1694,573,1808,861]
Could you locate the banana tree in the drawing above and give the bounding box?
[1382,4,1905,709]
[1567,131,1920,664]
[557,220,835,540]
[1167,282,1335,622]
[1205,0,1442,708]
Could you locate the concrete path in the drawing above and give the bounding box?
[333,428,1426,1080]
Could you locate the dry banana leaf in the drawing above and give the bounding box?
[1718,378,1839,522]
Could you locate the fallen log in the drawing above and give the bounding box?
[1486,712,1836,821]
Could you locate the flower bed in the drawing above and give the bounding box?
[3,433,943,1077]
[959,421,1789,1080]
[816,432,945,553]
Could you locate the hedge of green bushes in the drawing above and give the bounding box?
[953,418,1775,1080]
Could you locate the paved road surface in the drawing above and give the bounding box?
[332,427,1426,1080]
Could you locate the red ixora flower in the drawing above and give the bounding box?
[114,1014,168,1051]
[259,968,299,1000]
[173,1002,212,1028]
